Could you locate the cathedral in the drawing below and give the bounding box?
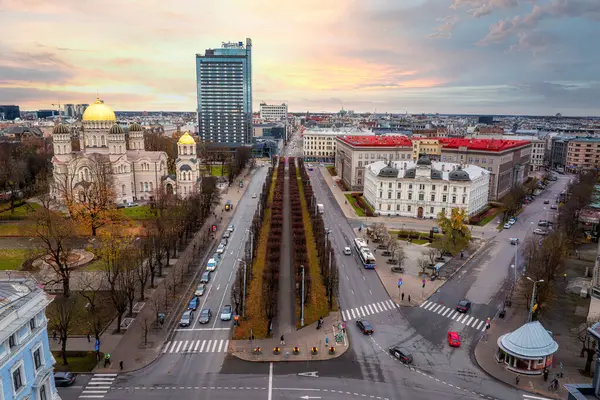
[51,98,200,203]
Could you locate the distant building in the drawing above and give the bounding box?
[363,156,489,218]
[64,104,75,118]
[550,137,572,170]
[0,277,61,400]
[304,129,372,163]
[75,104,89,117]
[196,39,253,145]
[0,105,20,121]
[259,103,287,121]
[253,124,285,139]
[411,139,441,161]
[478,116,494,125]
[36,110,57,119]
[566,137,600,171]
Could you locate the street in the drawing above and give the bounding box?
[63,134,565,400]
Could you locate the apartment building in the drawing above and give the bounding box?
[566,137,600,171]
[259,103,287,121]
[303,129,371,163]
[411,139,441,160]
[0,278,60,400]
[336,136,531,200]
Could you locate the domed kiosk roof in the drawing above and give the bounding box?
[449,166,471,181]
[377,163,399,178]
[498,321,558,359]
[82,98,116,122]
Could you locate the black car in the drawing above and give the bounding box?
[389,346,413,364]
[199,308,212,324]
[543,200,549,204]
[456,300,471,313]
[356,319,374,334]
[54,372,76,387]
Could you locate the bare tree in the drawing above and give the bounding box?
[419,258,430,275]
[47,296,76,365]
[135,244,151,301]
[426,248,437,266]
[577,319,599,376]
[29,205,77,297]
[77,272,106,348]
[140,317,151,346]
[395,243,407,269]
[0,155,27,213]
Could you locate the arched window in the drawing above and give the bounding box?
[144,182,148,192]
[93,136,97,146]
[101,136,106,146]
[140,182,144,191]
[183,146,188,155]
[85,137,89,146]
[119,145,122,153]
[122,184,126,195]
[63,145,67,153]
[149,182,153,191]
[184,186,187,195]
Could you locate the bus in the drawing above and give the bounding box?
[353,238,376,269]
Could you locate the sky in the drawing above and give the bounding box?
[0,0,599,116]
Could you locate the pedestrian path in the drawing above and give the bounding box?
[162,339,230,354]
[341,299,399,322]
[79,373,117,399]
[419,300,488,331]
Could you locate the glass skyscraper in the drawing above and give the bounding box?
[196,38,253,145]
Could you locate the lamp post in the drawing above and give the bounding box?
[237,259,247,318]
[300,265,305,327]
[526,277,544,323]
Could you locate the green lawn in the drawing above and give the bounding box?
[118,205,154,220]
[0,202,40,218]
[0,249,31,270]
[345,194,366,216]
[47,292,115,336]
[411,239,430,245]
[52,351,102,372]
[210,165,230,176]
[80,258,105,271]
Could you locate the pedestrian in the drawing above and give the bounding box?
[325,336,329,345]
[280,335,285,345]
[563,273,567,282]
[460,252,463,259]
[543,368,549,381]
[119,360,123,370]
[401,292,405,301]
[516,375,520,385]
[52,331,57,341]
[408,295,411,303]
[87,332,91,343]
[104,353,111,367]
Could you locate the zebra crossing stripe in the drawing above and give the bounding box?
[420,301,429,308]
[358,307,364,317]
[381,301,389,311]
[341,310,347,320]
[385,299,394,309]
[199,340,207,352]
[465,316,474,326]
[437,306,447,314]
[368,304,375,314]
[175,341,183,353]
[217,340,224,352]
[431,304,441,313]
[194,340,200,352]
[224,340,229,352]
[211,340,218,352]
[374,303,382,313]
[182,341,189,352]
[350,308,356,319]
[169,341,178,352]
[163,341,171,353]
[361,306,370,315]
[424,302,436,311]
[476,320,485,330]
[441,308,450,317]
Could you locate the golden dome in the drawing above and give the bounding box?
[177,132,196,145]
[82,98,116,122]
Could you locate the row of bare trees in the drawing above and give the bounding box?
[299,159,339,309]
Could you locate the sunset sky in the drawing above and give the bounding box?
[1,0,598,115]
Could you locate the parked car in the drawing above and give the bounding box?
[538,220,549,227]
[544,200,549,204]
[508,218,516,225]
[195,284,206,297]
[227,224,234,232]
[200,271,211,283]
[533,228,548,236]
[212,252,221,262]
[206,258,218,271]
[179,310,194,327]
[356,319,374,335]
[187,296,199,311]
[389,346,413,364]
[510,238,519,245]
[54,372,76,387]
[432,227,439,233]
[456,299,471,313]
[448,331,461,347]
[503,223,511,229]
[223,231,231,239]
[216,244,226,254]
[343,246,352,255]
[220,305,233,321]
[252,193,257,198]
[551,204,558,210]
[220,238,228,246]
[199,308,212,324]
[126,202,138,208]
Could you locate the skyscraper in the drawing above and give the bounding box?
[0,105,20,120]
[196,38,253,145]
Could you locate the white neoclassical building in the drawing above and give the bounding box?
[363,156,490,218]
[51,98,198,203]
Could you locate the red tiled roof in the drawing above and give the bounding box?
[437,138,530,152]
[338,135,530,152]
[338,135,413,147]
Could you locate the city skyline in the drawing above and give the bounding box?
[1,0,599,116]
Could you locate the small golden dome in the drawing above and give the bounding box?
[52,124,70,134]
[109,124,124,134]
[178,132,196,145]
[129,122,143,132]
[82,98,116,122]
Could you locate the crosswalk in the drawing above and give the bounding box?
[162,339,230,354]
[79,373,116,399]
[420,300,488,331]
[341,299,399,321]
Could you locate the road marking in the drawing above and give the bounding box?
[455,314,464,323]
[224,340,229,351]
[356,308,363,317]
[175,341,183,353]
[476,320,485,330]
[465,316,474,326]
[420,300,429,308]
[82,390,107,394]
[373,303,381,313]
[268,362,273,400]
[386,299,395,309]
[182,340,189,352]
[441,308,450,317]
[437,306,447,314]
[341,310,347,320]
[217,339,224,352]
[431,304,442,313]
[380,301,388,311]
[471,318,480,327]
[199,340,207,352]
[523,395,553,400]
[93,374,117,377]
[163,341,171,353]
[366,304,374,314]
[351,309,356,319]
[361,306,369,315]
[211,340,218,352]
[424,302,435,311]
[452,312,459,320]
[194,340,200,351]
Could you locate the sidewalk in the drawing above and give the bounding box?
[475,305,587,400]
[51,166,257,373]
[231,312,348,362]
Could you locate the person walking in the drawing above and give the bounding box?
[401,293,405,302]
[515,375,520,385]
[280,335,285,345]
[325,336,329,346]
[87,332,91,343]
[104,353,111,367]
[408,295,411,303]
[52,331,57,341]
[119,361,124,370]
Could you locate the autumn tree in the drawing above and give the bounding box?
[47,296,76,365]
[77,272,106,350]
[0,155,26,212]
[29,205,77,297]
[501,186,526,221]
[231,267,244,316]
[437,208,471,255]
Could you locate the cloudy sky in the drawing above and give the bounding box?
[1,0,599,115]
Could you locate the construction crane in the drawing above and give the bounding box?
[51,102,63,121]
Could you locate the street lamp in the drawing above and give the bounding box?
[237,259,248,318]
[526,277,544,323]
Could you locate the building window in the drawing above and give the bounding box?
[419,184,425,190]
[431,193,435,201]
[453,187,457,193]
[443,185,447,191]
[9,334,16,348]
[387,192,392,199]
[462,196,466,204]
[40,384,48,400]
[33,346,43,370]
[452,196,456,203]
[12,362,24,394]
[397,182,401,189]
[408,184,413,189]
[387,204,391,211]
[407,205,412,212]
[396,204,400,210]
[408,193,412,200]
[430,207,434,214]
[441,207,446,214]
[431,185,436,190]
[442,194,447,202]
[388,182,392,189]
[30,318,36,330]
[397,192,401,199]
[418,193,424,201]
[463,187,467,193]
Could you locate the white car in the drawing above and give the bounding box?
[508,219,516,225]
[194,284,206,297]
[252,193,257,198]
[533,228,548,236]
[509,238,519,245]
[503,223,511,229]
[216,244,226,254]
[343,247,352,255]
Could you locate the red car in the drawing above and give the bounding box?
[448,331,461,347]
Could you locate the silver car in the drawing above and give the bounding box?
[179,310,194,327]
